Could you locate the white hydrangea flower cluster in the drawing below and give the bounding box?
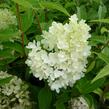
[0,8,17,30]
[26,14,91,93]
[70,97,89,109]
[0,71,31,109]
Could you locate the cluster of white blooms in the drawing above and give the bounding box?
[0,71,31,109]
[0,8,17,30]
[26,14,91,93]
[70,97,89,109]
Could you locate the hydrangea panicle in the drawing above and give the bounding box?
[0,71,31,109]
[0,8,17,30]
[26,14,91,93]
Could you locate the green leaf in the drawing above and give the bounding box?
[92,64,109,83]
[27,0,39,7]
[94,52,109,64]
[0,49,18,65]
[93,0,101,4]
[56,92,69,104]
[98,5,107,19]
[2,41,24,55]
[39,2,70,16]
[90,19,109,24]
[0,49,15,58]
[0,57,17,65]
[38,87,52,109]
[0,76,12,86]
[98,5,103,19]
[102,47,109,57]
[90,35,107,44]
[24,34,29,45]
[77,5,87,20]
[56,103,65,109]
[55,93,68,109]
[93,88,103,97]
[101,27,108,34]
[55,92,69,109]
[76,77,105,94]
[12,0,33,9]
[0,29,20,41]
[21,9,33,32]
[83,94,95,109]
[87,61,95,73]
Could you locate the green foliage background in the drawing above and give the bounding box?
[1,0,109,109]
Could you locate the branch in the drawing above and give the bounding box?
[16,4,25,49]
[33,10,42,34]
[36,15,42,33]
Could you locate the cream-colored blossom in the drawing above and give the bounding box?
[26,14,91,93]
[0,8,17,30]
[0,71,31,109]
